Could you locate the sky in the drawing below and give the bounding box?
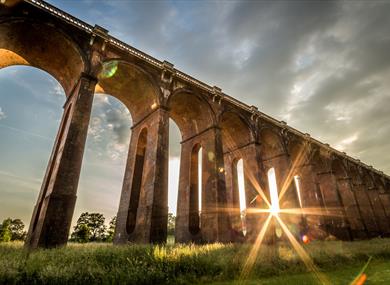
[1,0,390,229]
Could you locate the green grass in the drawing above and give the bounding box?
[0,239,390,284]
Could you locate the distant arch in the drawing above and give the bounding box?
[126,127,148,234]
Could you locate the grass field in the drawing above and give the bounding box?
[0,239,390,284]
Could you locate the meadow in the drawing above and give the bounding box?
[0,238,390,284]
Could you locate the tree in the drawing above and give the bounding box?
[105,216,116,242]
[9,219,26,241]
[73,224,90,243]
[0,218,26,242]
[167,213,175,236]
[71,212,107,242]
[0,219,12,242]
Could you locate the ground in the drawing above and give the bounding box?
[0,239,389,284]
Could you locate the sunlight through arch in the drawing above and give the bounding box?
[0,66,66,227]
[267,167,280,216]
[76,93,132,230]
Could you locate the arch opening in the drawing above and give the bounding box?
[267,167,280,216]
[293,175,303,209]
[167,118,181,243]
[73,93,132,241]
[189,144,202,235]
[233,158,247,235]
[0,66,65,231]
[126,128,147,234]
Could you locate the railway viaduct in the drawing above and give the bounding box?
[1,0,390,248]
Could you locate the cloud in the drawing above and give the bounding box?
[61,0,390,173]
[0,107,5,120]
[86,94,132,161]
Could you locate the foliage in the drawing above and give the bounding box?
[167,213,175,236]
[71,212,107,242]
[8,219,26,241]
[0,219,11,242]
[105,216,117,242]
[0,239,390,284]
[0,218,26,242]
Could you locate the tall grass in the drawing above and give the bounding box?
[0,239,389,284]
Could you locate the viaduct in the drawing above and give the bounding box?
[1,0,390,249]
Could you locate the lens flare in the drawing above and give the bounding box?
[240,213,273,282]
[302,234,310,244]
[98,60,118,79]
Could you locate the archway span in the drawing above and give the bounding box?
[96,60,160,123]
[76,93,132,239]
[219,111,253,241]
[331,158,365,239]
[168,89,215,140]
[361,169,389,235]
[348,164,378,236]
[331,159,348,177]
[219,110,253,154]
[0,65,65,231]
[259,127,284,160]
[0,19,85,94]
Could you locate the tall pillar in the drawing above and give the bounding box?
[114,107,169,244]
[379,192,390,230]
[296,164,327,240]
[243,143,268,243]
[175,127,231,243]
[223,142,266,243]
[336,177,367,239]
[367,186,390,236]
[351,182,379,237]
[223,154,243,241]
[25,73,97,249]
[316,171,352,240]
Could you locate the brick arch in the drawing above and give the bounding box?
[0,18,86,95]
[167,88,216,140]
[219,110,254,154]
[373,175,386,194]
[385,179,390,193]
[331,158,348,178]
[259,126,285,160]
[287,138,312,171]
[348,163,363,185]
[362,169,390,235]
[361,169,375,189]
[96,60,161,123]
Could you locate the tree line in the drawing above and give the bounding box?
[0,212,176,243]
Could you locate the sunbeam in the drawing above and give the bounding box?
[275,215,332,285]
[240,213,273,282]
